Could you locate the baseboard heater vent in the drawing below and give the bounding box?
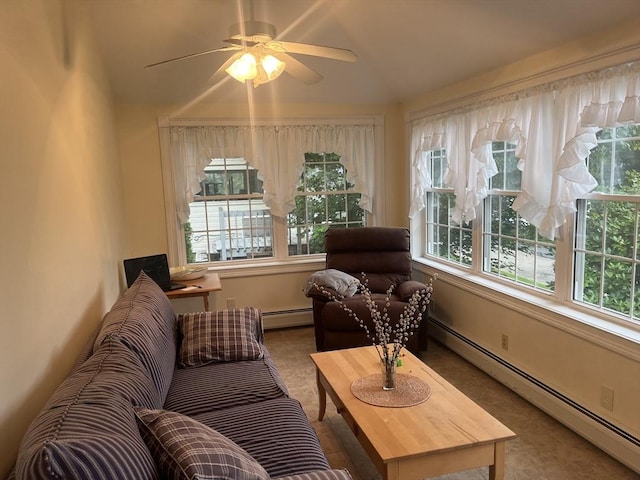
[261,307,313,317]
[430,318,640,448]
[261,307,313,330]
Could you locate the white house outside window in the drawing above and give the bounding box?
[186,158,272,262]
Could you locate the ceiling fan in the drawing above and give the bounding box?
[144,3,357,87]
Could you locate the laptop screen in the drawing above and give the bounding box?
[123,254,172,289]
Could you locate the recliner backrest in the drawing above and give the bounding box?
[324,227,412,293]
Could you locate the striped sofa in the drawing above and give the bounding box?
[13,272,352,480]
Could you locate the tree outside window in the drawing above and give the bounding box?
[575,125,640,320]
[288,152,365,255]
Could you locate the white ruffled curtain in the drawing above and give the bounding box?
[410,62,640,240]
[169,123,375,223]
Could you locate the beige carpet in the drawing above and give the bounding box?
[264,326,639,480]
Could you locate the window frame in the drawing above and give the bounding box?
[287,152,367,256]
[414,134,640,338]
[158,116,385,271]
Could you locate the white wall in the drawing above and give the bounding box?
[0,1,126,476]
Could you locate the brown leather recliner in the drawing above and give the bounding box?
[305,226,430,353]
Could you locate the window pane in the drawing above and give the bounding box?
[574,130,639,321]
[605,201,635,258]
[489,196,500,235]
[484,191,555,292]
[505,150,521,190]
[288,152,365,256]
[489,142,519,191]
[584,199,604,252]
[304,164,324,192]
[602,259,632,315]
[432,150,447,188]
[518,216,536,241]
[499,238,516,279]
[500,196,516,237]
[425,191,472,266]
[327,194,346,222]
[461,228,473,266]
[307,195,326,223]
[187,158,273,263]
[517,244,534,287]
[437,225,448,257]
[581,253,603,305]
[347,193,365,223]
[590,126,640,194]
[325,163,345,190]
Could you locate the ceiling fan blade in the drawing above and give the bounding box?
[145,46,241,68]
[222,38,259,48]
[279,53,322,85]
[207,53,241,84]
[268,41,357,62]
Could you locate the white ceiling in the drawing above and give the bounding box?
[86,0,640,106]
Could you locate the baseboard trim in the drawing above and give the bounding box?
[262,308,313,330]
[429,318,640,473]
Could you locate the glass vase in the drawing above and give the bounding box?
[381,359,397,391]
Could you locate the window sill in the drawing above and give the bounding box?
[413,257,640,361]
[197,255,326,279]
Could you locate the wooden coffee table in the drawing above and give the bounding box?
[310,346,516,480]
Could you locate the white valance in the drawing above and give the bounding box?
[410,62,640,240]
[169,123,375,223]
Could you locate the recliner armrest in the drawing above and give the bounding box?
[305,284,342,302]
[396,280,429,302]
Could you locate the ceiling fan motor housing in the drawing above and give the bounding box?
[229,21,277,43]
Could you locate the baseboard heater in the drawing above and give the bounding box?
[261,307,313,329]
[430,317,639,449]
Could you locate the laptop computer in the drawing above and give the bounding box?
[123,254,186,291]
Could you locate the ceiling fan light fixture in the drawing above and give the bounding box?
[252,53,285,87]
[261,54,285,80]
[226,52,257,82]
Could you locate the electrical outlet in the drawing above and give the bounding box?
[601,386,614,411]
[501,334,509,351]
[227,298,236,309]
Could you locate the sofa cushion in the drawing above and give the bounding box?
[178,308,263,368]
[164,352,288,417]
[15,338,159,480]
[134,408,269,480]
[193,398,330,478]
[94,271,177,402]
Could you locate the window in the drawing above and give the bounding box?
[161,117,381,267]
[421,128,639,324]
[186,158,273,263]
[574,126,640,320]
[483,142,556,292]
[287,153,365,255]
[425,150,472,266]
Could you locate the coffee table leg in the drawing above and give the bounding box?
[489,440,506,480]
[316,369,327,421]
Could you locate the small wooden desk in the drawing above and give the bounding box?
[311,346,516,480]
[165,273,222,311]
